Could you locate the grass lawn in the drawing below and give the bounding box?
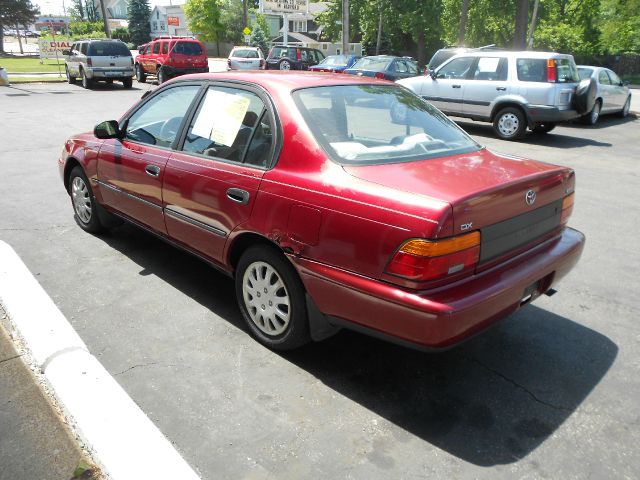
[0,57,66,73]
[7,76,66,83]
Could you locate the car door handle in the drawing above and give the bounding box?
[145,165,161,177]
[452,84,461,88]
[227,188,250,205]
[496,87,507,91]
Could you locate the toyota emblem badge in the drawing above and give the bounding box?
[525,189,536,206]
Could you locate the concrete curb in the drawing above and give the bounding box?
[0,241,201,480]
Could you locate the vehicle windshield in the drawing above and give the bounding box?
[578,67,594,80]
[293,85,481,165]
[87,41,131,56]
[233,49,259,58]
[173,41,202,56]
[351,57,392,71]
[320,55,348,66]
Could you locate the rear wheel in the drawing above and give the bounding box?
[68,166,104,233]
[122,77,133,89]
[135,63,146,83]
[81,68,93,89]
[278,60,292,71]
[235,245,310,350]
[493,107,527,140]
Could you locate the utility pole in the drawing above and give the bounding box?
[341,0,349,55]
[458,0,469,46]
[98,0,111,38]
[527,0,540,49]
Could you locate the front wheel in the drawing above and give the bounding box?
[65,65,76,84]
[619,97,631,118]
[235,245,310,350]
[68,166,104,233]
[157,66,167,84]
[493,107,527,140]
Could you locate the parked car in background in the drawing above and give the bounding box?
[59,72,584,352]
[227,46,265,70]
[265,45,324,70]
[63,39,134,89]
[577,65,632,124]
[399,50,590,140]
[344,55,419,81]
[308,54,361,73]
[135,36,208,84]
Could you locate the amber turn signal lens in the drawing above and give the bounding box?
[562,193,574,210]
[399,231,481,258]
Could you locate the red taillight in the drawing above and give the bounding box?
[547,59,556,82]
[296,49,301,61]
[86,57,92,66]
[374,72,385,79]
[560,192,574,225]
[385,232,481,282]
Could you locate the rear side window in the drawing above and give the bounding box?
[153,42,160,54]
[173,41,203,56]
[516,59,547,82]
[598,70,611,85]
[80,43,88,55]
[162,42,168,54]
[88,41,130,56]
[473,57,508,81]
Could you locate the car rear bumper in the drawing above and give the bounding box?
[526,104,580,124]
[293,227,585,350]
[86,68,134,79]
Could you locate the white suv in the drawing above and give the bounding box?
[398,51,587,140]
[64,39,134,89]
[227,46,265,70]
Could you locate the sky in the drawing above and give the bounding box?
[32,0,186,16]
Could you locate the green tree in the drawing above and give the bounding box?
[184,0,224,43]
[128,0,150,46]
[220,0,243,43]
[112,26,131,43]
[599,0,640,53]
[0,0,39,54]
[250,22,269,56]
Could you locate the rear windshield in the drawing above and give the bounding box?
[173,41,202,56]
[516,58,580,83]
[293,85,480,165]
[578,67,594,80]
[320,55,348,66]
[351,57,392,71]
[232,49,259,58]
[87,41,131,56]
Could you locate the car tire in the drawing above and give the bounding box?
[68,166,104,233]
[493,107,527,140]
[532,122,556,134]
[122,77,133,89]
[157,66,167,84]
[583,99,601,125]
[278,60,292,71]
[65,65,76,84]
[80,68,93,89]
[573,77,597,115]
[235,245,310,351]
[619,96,631,118]
[135,64,146,83]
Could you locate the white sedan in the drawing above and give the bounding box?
[577,65,632,124]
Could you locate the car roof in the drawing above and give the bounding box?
[446,50,573,59]
[176,71,392,93]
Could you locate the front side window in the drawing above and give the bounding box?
[437,57,474,79]
[162,42,168,54]
[182,87,272,166]
[607,70,622,85]
[293,85,480,165]
[153,42,160,54]
[473,57,508,81]
[125,85,201,148]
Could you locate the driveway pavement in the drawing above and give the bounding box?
[0,81,638,479]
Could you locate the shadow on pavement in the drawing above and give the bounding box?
[457,120,613,148]
[98,223,618,467]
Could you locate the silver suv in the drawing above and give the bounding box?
[64,39,134,89]
[398,51,584,140]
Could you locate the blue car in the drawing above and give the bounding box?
[308,54,361,73]
[344,55,419,81]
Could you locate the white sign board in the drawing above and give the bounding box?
[263,0,307,13]
[38,39,73,60]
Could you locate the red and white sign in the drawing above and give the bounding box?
[38,39,73,59]
[167,16,180,26]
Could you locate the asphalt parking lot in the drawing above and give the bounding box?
[1,81,639,479]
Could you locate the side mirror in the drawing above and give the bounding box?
[62,49,71,56]
[94,120,122,139]
[622,80,629,86]
[429,69,437,80]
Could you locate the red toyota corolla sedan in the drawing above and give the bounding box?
[59,72,585,351]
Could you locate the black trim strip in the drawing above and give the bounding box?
[164,207,227,237]
[96,180,163,211]
[422,95,490,106]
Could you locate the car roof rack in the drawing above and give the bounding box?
[151,35,196,40]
